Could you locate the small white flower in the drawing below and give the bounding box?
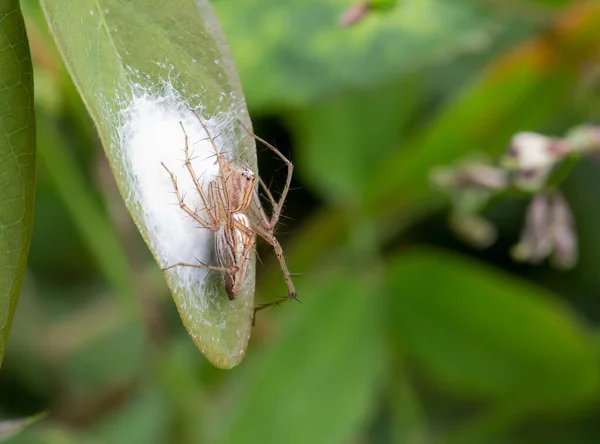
[510,132,557,171]
[512,192,577,269]
[507,132,564,191]
[430,160,508,191]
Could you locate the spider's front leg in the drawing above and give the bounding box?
[161,162,222,273]
[178,122,219,227]
[161,162,218,231]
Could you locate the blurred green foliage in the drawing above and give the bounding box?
[2,0,600,443]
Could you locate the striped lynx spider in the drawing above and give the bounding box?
[161,111,296,314]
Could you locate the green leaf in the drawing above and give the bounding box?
[158,338,208,443]
[91,388,171,444]
[290,76,421,204]
[386,248,599,407]
[214,0,499,110]
[36,109,137,320]
[39,0,256,368]
[0,412,46,442]
[0,0,36,369]
[2,424,97,444]
[215,270,383,444]
[389,364,431,444]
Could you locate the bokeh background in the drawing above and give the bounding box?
[3,0,600,443]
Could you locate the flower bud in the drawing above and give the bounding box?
[550,192,577,269]
[511,192,577,269]
[564,125,600,154]
[339,2,370,26]
[430,161,507,191]
[449,214,497,248]
[512,194,552,264]
[506,132,564,191]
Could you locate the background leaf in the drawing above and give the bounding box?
[214,0,500,111]
[214,269,383,444]
[290,76,421,204]
[0,412,45,442]
[0,0,35,369]
[387,248,599,407]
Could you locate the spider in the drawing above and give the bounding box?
[161,111,296,312]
